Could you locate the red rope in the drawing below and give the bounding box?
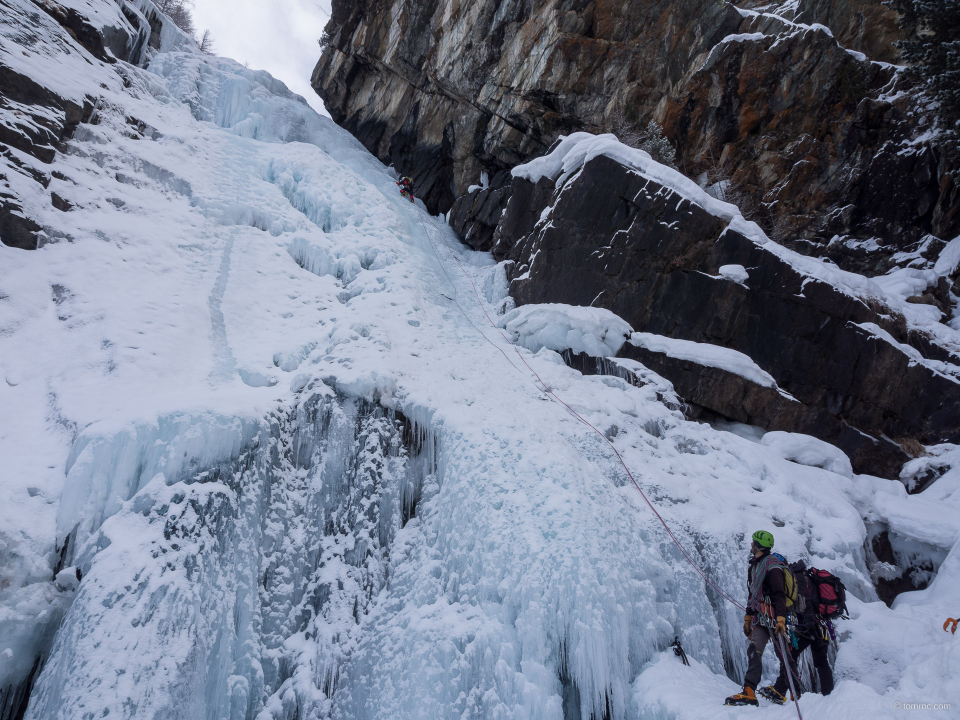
[414,205,747,612]
[777,632,806,720]
[413,201,807,719]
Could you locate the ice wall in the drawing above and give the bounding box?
[27,388,430,720]
[22,372,746,720]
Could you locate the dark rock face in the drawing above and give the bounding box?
[0,61,95,164]
[487,152,960,477]
[448,171,513,252]
[661,17,945,269]
[0,0,166,251]
[33,0,119,63]
[0,49,93,249]
[313,0,958,267]
[739,0,906,64]
[313,0,742,214]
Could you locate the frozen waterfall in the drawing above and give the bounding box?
[1,2,958,718]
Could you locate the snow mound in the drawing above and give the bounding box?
[632,650,939,720]
[900,443,960,492]
[761,430,854,477]
[497,303,632,357]
[865,444,960,553]
[630,333,778,389]
[718,264,749,284]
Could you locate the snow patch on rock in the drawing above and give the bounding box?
[718,264,749,284]
[934,234,960,277]
[513,132,742,223]
[629,333,777,388]
[497,303,632,357]
[760,430,854,477]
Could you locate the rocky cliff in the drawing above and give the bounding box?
[0,0,194,251]
[313,0,958,271]
[477,134,960,478]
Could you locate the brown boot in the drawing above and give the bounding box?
[725,686,759,706]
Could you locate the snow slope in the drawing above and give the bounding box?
[1,4,958,718]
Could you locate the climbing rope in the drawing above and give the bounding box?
[777,632,806,720]
[411,203,747,611]
[411,201,808,718]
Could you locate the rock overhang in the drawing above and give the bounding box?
[477,138,960,477]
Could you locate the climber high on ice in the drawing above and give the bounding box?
[397,175,415,203]
[725,530,800,707]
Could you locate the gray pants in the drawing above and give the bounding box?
[744,623,797,691]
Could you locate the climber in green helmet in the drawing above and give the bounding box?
[725,530,800,707]
[753,530,774,548]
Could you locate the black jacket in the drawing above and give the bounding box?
[747,550,788,619]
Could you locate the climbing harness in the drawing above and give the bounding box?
[411,204,808,718]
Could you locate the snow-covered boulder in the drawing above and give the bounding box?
[497,303,632,357]
[761,430,854,477]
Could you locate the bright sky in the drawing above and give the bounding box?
[191,0,332,115]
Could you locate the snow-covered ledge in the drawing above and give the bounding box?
[629,332,778,389]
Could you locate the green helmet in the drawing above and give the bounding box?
[752,530,775,548]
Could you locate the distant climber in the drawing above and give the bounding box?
[946,617,959,634]
[397,176,415,203]
[759,559,836,704]
[725,530,800,707]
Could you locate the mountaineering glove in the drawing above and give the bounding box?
[775,616,787,636]
[743,615,753,637]
[945,617,959,634]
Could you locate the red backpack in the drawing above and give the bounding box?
[808,567,848,619]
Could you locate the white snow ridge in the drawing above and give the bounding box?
[1,1,958,719]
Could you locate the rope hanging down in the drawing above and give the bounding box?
[412,203,806,720]
[778,632,806,720]
[412,205,747,612]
